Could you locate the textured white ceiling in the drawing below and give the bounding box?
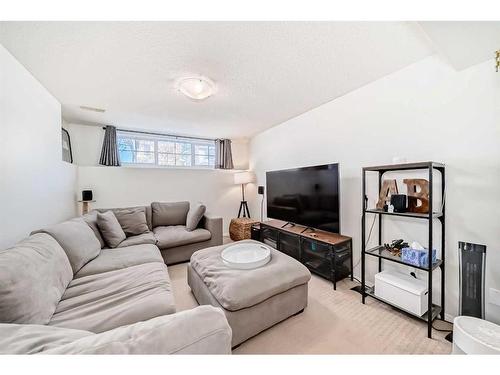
[419,21,500,71]
[0,22,434,138]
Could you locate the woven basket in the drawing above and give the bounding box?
[229,218,259,241]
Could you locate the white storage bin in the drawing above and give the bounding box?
[374,270,428,316]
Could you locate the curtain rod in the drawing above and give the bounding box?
[102,126,216,142]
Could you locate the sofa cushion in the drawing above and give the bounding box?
[153,225,211,249]
[0,323,92,354]
[186,203,206,231]
[75,244,163,278]
[49,263,175,333]
[117,232,157,248]
[151,201,190,227]
[113,208,150,237]
[190,240,311,311]
[35,218,101,273]
[97,211,126,248]
[0,233,73,324]
[82,211,106,248]
[97,206,153,231]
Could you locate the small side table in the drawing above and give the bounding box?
[229,218,260,241]
[78,200,96,215]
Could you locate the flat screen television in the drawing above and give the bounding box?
[266,163,340,233]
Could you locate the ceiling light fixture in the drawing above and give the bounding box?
[176,76,216,101]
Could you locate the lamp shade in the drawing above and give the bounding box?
[234,171,256,185]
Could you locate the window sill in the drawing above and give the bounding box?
[119,164,217,171]
[80,165,244,172]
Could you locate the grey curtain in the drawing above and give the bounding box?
[99,125,121,166]
[215,139,234,169]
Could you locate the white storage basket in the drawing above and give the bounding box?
[374,270,428,316]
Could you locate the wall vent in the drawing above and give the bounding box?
[79,105,106,113]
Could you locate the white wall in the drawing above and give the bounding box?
[66,123,105,167]
[67,123,250,233]
[0,45,77,248]
[249,55,500,323]
[77,167,241,233]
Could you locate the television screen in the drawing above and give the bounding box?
[266,164,340,233]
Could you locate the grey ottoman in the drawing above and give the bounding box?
[188,240,311,347]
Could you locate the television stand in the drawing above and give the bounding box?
[300,226,315,234]
[254,219,353,290]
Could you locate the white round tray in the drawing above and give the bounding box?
[221,242,272,270]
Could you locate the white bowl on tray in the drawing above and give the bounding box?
[221,242,272,269]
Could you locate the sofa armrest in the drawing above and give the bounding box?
[42,306,232,354]
[202,215,223,245]
[0,323,92,354]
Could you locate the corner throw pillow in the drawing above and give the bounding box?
[97,211,126,248]
[186,203,206,231]
[114,208,149,237]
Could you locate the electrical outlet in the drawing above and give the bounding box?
[489,288,500,307]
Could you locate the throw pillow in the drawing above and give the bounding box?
[0,233,73,324]
[82,211,106,248]
[113,208,150,237]
[97,211,126,248]
[186,203,206,231]
[34,218,101,273]
[151,201,190,227]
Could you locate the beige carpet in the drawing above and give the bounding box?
[168,262,452,354]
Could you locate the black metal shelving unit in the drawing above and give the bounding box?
[361,161,445,338]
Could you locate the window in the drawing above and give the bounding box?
[117,131,216,168]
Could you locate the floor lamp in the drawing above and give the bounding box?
[234,171,255,218]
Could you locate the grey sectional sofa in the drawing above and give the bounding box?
[94,201,223,264]
[0,202,230,354]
